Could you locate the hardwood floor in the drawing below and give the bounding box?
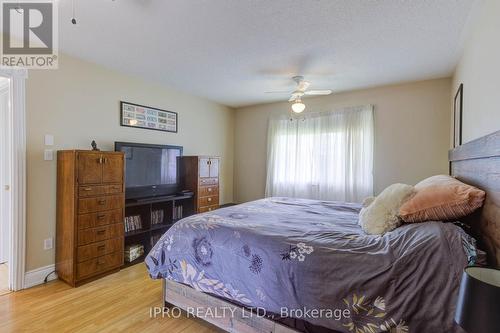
[0,263,9,296]
[0,264,221,333]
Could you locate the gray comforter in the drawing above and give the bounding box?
[146,197,476,333]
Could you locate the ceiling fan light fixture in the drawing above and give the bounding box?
[291,100,306,113]
[266,76,331,112]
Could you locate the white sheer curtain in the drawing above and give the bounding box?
[265,105,374,203]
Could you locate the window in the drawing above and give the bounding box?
[265,105,374,202]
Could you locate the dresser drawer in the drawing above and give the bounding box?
[76,252,123,280]
[79,185,105,197]
[77,223,123,246]
[199,205,219,213]
[78,209,123,230]
[78,184,123,197]
[78,195,124,214]
[77,238,122,263]
[199,177,218,186]
[199,195,219,208]
[104,184,124,195]
[199,185,218,197]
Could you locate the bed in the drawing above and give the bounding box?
[145,130,500,333]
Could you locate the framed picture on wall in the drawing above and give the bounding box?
[453,83,463,148]
[120,101,178,133]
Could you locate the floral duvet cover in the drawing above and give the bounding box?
[146,197,476,333]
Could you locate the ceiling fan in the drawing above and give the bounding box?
[265,76,333,113]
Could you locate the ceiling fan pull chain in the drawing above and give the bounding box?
[71,0,77,25]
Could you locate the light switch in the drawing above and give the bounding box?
[44,134,54,146]
[44,149,53,161]
[44,238,53,250]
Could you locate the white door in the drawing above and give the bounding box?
[0,77,11,264]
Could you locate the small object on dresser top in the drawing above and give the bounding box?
[125,244,144,263]
[455,267,500,333]
[91,140,100,151]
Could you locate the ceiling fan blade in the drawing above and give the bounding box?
[297,80,310,91]
[288,96,296,102]
[305,89,332,95]
[264,91,291,94]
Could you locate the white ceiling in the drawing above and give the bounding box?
[56,0,478,108]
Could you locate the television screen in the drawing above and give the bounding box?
[115,142,183,199]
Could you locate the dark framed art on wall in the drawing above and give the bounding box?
[120,101,178,133]
[453,84,463,148]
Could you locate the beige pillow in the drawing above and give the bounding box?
[362,196,376,208]
[399,175,485,223]
[359,184,415,235]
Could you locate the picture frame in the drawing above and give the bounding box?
[120,101,178,133]
[453,83,463,148]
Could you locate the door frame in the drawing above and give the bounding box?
[0,68,27,291]
[0,79,9,264]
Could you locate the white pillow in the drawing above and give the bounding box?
[362,196,376,208]
[358,184,415,235]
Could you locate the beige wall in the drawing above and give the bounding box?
[452,0,500,143]
[234,78,451,203]
[26,54,234,271]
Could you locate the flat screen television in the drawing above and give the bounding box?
[115,142,183,200]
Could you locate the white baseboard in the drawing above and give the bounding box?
[24,264,58,289]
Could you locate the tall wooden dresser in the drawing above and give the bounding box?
[56,150,125,287]
[180,156,220,213]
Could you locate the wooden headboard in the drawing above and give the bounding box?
[449,130,500,268]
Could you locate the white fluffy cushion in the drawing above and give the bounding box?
[358,184,415,235]
[362,196,376,208]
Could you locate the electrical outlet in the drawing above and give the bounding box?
[44,149,53,161]
[44,238,53,250]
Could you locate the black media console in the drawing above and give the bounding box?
[123,194,194,267]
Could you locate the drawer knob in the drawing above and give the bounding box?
[208,198,212,202]
[97,230,106,235]
[97,245,105,251]
[208,188,212,192]
[83,187,92,191]
[98,200,106,205]
[97,214,106,219]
